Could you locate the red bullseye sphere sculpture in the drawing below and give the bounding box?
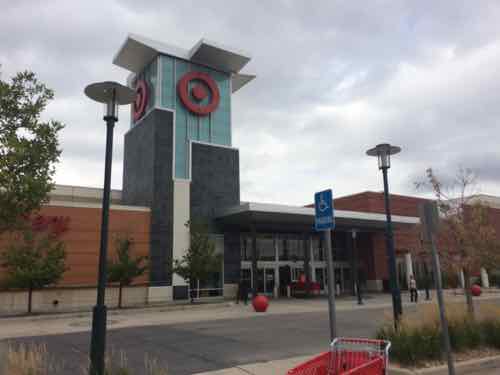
[252,295,269,312]
[471,284,482,297]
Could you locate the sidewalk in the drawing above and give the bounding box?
[193,357,500,375]
[0,296,368,340]
[0,292,498,340]
[0,294,393,340]
[194,355,311,375]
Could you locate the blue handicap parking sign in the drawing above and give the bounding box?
[314,189,335,231]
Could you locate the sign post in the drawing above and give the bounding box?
[314,189,336,341]
[420,202,455,375]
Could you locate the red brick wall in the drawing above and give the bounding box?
[0,205,150,287]
[334,191,429,217]
[330,192,427,281]
[357,232,377,280]
[311,192,500,283]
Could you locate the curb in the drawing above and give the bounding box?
[389,355,500,374]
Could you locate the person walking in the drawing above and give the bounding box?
[409,275,418,303]
[241,279,249,305]
[236,278,249,305]
[236,279,242,304]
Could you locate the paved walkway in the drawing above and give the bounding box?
[193,355,500,375]
[0,294,394,340]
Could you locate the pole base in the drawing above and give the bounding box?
[89,305,107,375]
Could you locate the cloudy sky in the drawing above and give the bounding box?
[2,1,500,205]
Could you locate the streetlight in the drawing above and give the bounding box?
[84,81,135,375]
[366,143,403,328]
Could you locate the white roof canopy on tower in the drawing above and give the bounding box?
[113,34,255,92]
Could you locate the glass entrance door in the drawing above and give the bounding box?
[265,268,275,295]
[315,267,326,291]
[256,268,265,293]
[279,265,291,296]
[257,267,275,295]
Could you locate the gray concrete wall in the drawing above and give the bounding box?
[190,142,240,223]
[190,142,241,284]
[224,232,242,284]
[122,109,175,286]
[0,287,149,315]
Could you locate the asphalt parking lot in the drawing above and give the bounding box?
[7,305,388,374]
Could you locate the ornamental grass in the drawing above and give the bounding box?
[376,302,500,366]
[0,343,168,375]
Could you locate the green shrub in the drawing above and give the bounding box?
[377,316,500,366]
[448,318,482,351]
[376,323,441,365]
[377,302,500,366]
[481,320,500,349]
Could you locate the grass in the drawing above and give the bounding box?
[2,343,63,375]
[1,343,168,375]
[376,302,500,366]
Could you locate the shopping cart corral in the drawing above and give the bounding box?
[287,338,391,375]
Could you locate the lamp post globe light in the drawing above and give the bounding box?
[366,143,403,328]
[84,81,135,375]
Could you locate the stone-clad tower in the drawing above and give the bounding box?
[114,34,254,300]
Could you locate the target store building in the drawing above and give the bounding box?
[1,35,426,312]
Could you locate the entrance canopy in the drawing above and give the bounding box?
[216,202,419,233]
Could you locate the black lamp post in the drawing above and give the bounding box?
[84,81,135,375]
[366,143,403,327]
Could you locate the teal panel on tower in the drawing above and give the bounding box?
[174,59,189,178]
[134,54,233,179]
[210,70,231,146]
[168,58,231,179]
[160,55,175,109]
[131,57,158,121]
[199,112,210,142]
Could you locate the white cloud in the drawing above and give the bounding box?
[2,1,500,204]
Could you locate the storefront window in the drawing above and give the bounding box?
[285,236,304,261]
[278,236,287,260]
[292,267,304,282]
[257,235,275,261]
[240,235,252,261]
[333,232,348,261]
[312,236,323,261]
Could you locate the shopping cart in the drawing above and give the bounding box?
[286,338,391,375]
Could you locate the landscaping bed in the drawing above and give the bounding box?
[377,302,500,370]
[0,342,169,375]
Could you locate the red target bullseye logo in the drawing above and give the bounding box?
[133,79,148,122]
[177,72,220,116]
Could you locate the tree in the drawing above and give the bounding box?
[0,71,64,233]
[1,225,67,313]
[173,221,222,302]
[416,167,500,315]
[107,236,148,309]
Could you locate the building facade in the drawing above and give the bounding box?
[3,35,496,312]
